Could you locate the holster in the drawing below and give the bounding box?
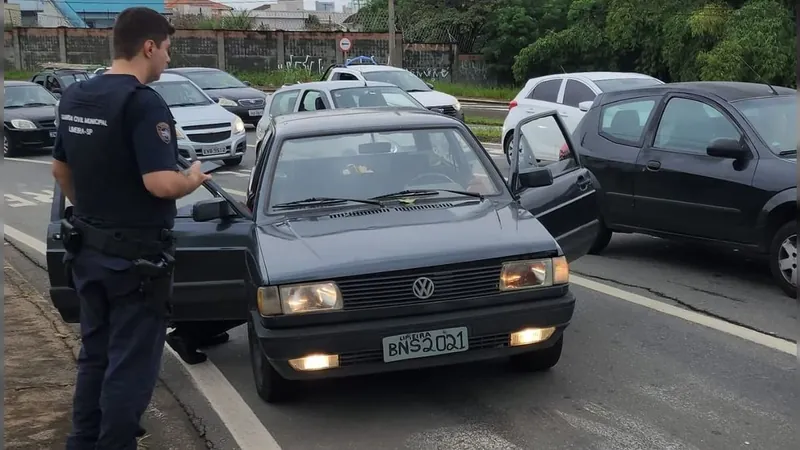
[134,250,176,318]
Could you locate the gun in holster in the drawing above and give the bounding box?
[60,213,83,289]
[133,251,176,318]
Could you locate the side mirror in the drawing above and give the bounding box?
[578,101,593,112]
[425,82,434,89]
[192,197,234,222]
[518,166,553,188]
[243,80,251,86]
[706,138,749,159]
[211,97,220,103]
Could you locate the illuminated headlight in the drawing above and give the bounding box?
[217,97,237,107]
[499,256,569,291]
[453,101,462,111]
[257,282,343,316]
[175,127,187,141]
[10,119,36,129]
[233,117,245,134]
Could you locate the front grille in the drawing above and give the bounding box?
[339,332,509,366]
[428,106,458,117]
[38,119,56,128]
[183,122,229,131]
[337,259,502,310]
[188,131,231,143]
[238,98,265,107]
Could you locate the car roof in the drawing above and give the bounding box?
[599,81,795,104]
[4,80,39,86]
[340,64,405,73]
[153,73,193,83]
[165,67,222,73]
[277,80,400,92]
[572,71,657,81]
[272,108,460,138]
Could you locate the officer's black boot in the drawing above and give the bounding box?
[198,332,230,348]
[166,333,208,365]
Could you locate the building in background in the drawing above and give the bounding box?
[314,1,333,12]
[5,0,73,27]
[166,0,232,17]
[4,0,23,25]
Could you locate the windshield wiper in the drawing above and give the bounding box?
[273,197,384,209]
[371,189,483,201]
[23,102,53,107]
[170,102,207,107]
[778,149,796,157]
[405,89,429,93]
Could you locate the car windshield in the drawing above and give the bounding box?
[266,128,502,211]
[150,80,213,107]
[362,70,431,92]
[594,78,662,92]
[59,73,89,87]
[183,70,247,90]
[329,86,423,109]
[4,85,58,108]
[732,95,796,155]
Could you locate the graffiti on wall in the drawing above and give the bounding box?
[457,58,487,82]
[408,67,450,81]
[278,54,329,73]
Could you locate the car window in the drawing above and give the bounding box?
[336,72,360,81]
[654,97,741,153]
[600,98,657,144]
[175,184,219,217]
[361,70,431,92]
[181,70,246,89]
[528,79,562,103]
[45,76,60,91]
[269,90,299,116]
[330,86,422,109]
[562,80,596,108]
[594,77,662,92]
[732,95,796,155]
[149,81,213,107]
[518,115,578,177]
[4,85,58,108]
[59,73,88,87]
[299,90,326,111]
[32,74,46,85]
[265,128,502,211]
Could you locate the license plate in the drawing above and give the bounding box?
[202,146,227,156]
[49,131,57,138]
[382,326,468,363]
[248,109,264,117]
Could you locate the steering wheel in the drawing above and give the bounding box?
[406,172,458,187]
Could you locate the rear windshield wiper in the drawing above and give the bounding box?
[371,189,484,201]
[273,197,384,209]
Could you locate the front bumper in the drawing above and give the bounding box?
[6,128,57,148]
[223,105,265,125]
[252,291,575,380]
[177,132,247,162]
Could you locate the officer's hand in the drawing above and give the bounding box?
[187,161,212,186]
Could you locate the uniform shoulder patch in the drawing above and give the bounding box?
[156,122,171,144]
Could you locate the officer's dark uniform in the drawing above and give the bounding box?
[55,74,178,450]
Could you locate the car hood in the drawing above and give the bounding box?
[257,200,560,284]
[170,103,236,128]
[4,105,58,122]
[408,90,459,108]
[203,87,267,101]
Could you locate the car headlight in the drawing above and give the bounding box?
[256,122,266,141]
[233,117,245,134]
[257,282,343,316]
[218,97,237,107]
[453,101,462,111]
[10,119,36,129]
[499,257,569,291]
[175,127,187,141]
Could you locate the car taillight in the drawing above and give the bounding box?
[509,100,518,110]
[559,143,570,160]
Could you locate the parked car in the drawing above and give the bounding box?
[47,107,599,403]
[254,80,427,150]
[572,81,797,296]
[320,56,464,121]
[502,72,664,162]
[165,67,268,126]
[30,67,91,98]
[3,81,60,157]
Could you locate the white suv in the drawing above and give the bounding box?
[501,72,663,162]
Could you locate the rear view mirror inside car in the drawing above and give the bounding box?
[359,142,393,154]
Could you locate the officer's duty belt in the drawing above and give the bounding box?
[70,217,173,260]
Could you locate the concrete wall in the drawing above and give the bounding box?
[3,27,490,84]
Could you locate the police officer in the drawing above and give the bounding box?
[51,7,211,450]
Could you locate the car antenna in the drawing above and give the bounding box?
[739,57,779,95]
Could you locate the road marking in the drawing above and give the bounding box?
[4,157,52,165]
[224,188,247,197]
[4,190,55,208]
[2,224,282,450]
[4,194,38,208]
[570,274,797,355]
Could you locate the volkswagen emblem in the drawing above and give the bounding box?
[412,277,435,299]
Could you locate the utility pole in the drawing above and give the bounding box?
[387,0,396,66]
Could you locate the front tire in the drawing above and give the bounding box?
[508,336,563,372]
[588,221,613,255]
[248,320,295,403]
[769,220,797,298]
[4,134,18,157]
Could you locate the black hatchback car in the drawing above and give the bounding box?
[572,81,797,296]
[165,67,268,125]
[46,108,600,403]
[4,81,59,157]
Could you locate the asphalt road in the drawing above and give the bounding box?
[3,131,797,450]
[462,101,509,121]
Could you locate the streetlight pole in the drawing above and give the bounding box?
[387,0,396,66]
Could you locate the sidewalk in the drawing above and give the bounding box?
[3,262,208,450]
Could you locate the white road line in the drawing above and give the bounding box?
[4,157,52,165]
[570,274,796,355]
[2,224,282,450]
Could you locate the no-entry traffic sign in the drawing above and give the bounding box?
[339,37,351,52]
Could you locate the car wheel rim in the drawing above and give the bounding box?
[778,233,797,286]
[3,135,8,156]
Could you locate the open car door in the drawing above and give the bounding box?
[46,160,257,324]
[510,111,600,262]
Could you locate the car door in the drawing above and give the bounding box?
[267,89,300,120]
[248,127,274,209]
[633,94,759,242]
[559,79,598,132]
[512,111,600,262]
[46,172,256,324]
[506,78,565,162]
[578,95,662,227]
[298,89,331,111]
